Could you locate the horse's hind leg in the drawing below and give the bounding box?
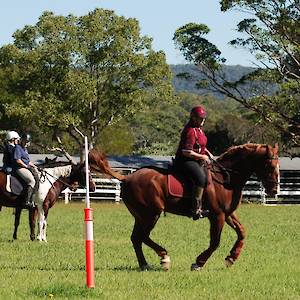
[13,207,22,240]
[131,216,169,271]
[141,216,170,271]
[224,212,245,267]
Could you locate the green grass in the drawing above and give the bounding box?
[0,202,299,299]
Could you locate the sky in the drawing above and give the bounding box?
[0,0,255,66]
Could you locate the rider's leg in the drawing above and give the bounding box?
[192,185,204,220]
[192,185,210,219]
[16,168,36,208]
[181,161,209,220]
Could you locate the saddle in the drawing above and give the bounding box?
[1,168,39,196]
[167,164,211,198]
[167,172,192,198]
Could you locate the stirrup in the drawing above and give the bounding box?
[192,209,209,220]
[192,209,201,220]
[23,201,35,209]
[192,213,201,220]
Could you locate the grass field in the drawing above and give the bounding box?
[0,201,299,300]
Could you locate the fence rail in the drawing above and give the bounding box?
[243,171,300,204]
[62,178,121,203]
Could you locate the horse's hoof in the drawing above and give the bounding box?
[160,255,171,271]
[191,263,202,271]
[140,264,150,271]
[225,257,234,268]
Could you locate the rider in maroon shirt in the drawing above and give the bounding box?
[175,105,213,220]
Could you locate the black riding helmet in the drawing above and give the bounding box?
[20,133,31,142]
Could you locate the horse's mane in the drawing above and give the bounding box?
[38,159,72,169]
[37,159,73,178]
[88,149,125,181]
[217,143,267,162]
[49,164,72,177]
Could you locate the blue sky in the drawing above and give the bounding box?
[1,0,254,66]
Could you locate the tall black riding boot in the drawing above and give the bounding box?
[23,186,35,209]
[192,186,209,220]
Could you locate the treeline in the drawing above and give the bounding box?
[0,60,280,157]
[97,90,280,156]
[95,64,280,156]
[171,64,260,98]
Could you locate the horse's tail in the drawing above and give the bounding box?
[88,149,125,181]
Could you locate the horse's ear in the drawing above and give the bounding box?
[274,143,279,150]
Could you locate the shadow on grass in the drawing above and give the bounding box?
[0,264,94,272]
[111,265,163,272]
[31,283,100,298]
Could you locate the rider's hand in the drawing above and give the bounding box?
[201,154,210,162]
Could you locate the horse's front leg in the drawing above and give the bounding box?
[37,209,47,242]
[192,212,225,271]
[12,207,22,240]
[224,212,245,267]
[28,207,38,241]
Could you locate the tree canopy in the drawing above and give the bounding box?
[0,9,174,154]
[173,0,300,154]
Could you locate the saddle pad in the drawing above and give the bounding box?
[6,175,24,196]
[6,175,11,193]
[168,174,186,198]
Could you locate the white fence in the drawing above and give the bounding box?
[242,171,300,204]
[62,177,121,203]
[61,168,136,203]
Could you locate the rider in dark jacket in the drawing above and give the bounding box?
[13,133,37,208]
[3,131,20,174]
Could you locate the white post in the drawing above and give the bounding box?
[84,136,94,288]
[85,136,90,209]
[64,190,69,204]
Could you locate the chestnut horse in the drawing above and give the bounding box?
[0,160,95,241]
[89,143,280,271]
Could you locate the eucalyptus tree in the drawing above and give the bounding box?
[173,0,300,153]
[0,9,173,153]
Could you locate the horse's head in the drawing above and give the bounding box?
[254,144,280,197]
[69,163,96,192]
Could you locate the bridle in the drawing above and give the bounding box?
[260,156,280,187]
[208,155,280,187]
[38,167,85,191]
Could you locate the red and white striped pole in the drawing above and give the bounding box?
[84,136,95,288]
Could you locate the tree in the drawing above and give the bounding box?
[173,0,300,154]
[0,9,174,155]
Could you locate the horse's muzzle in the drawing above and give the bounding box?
[89,185,96,192]
[265,187,278,198]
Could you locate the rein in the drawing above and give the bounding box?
[38,168,80,191]
[208,157,232,186]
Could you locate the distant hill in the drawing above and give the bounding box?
[170,64,256,99]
